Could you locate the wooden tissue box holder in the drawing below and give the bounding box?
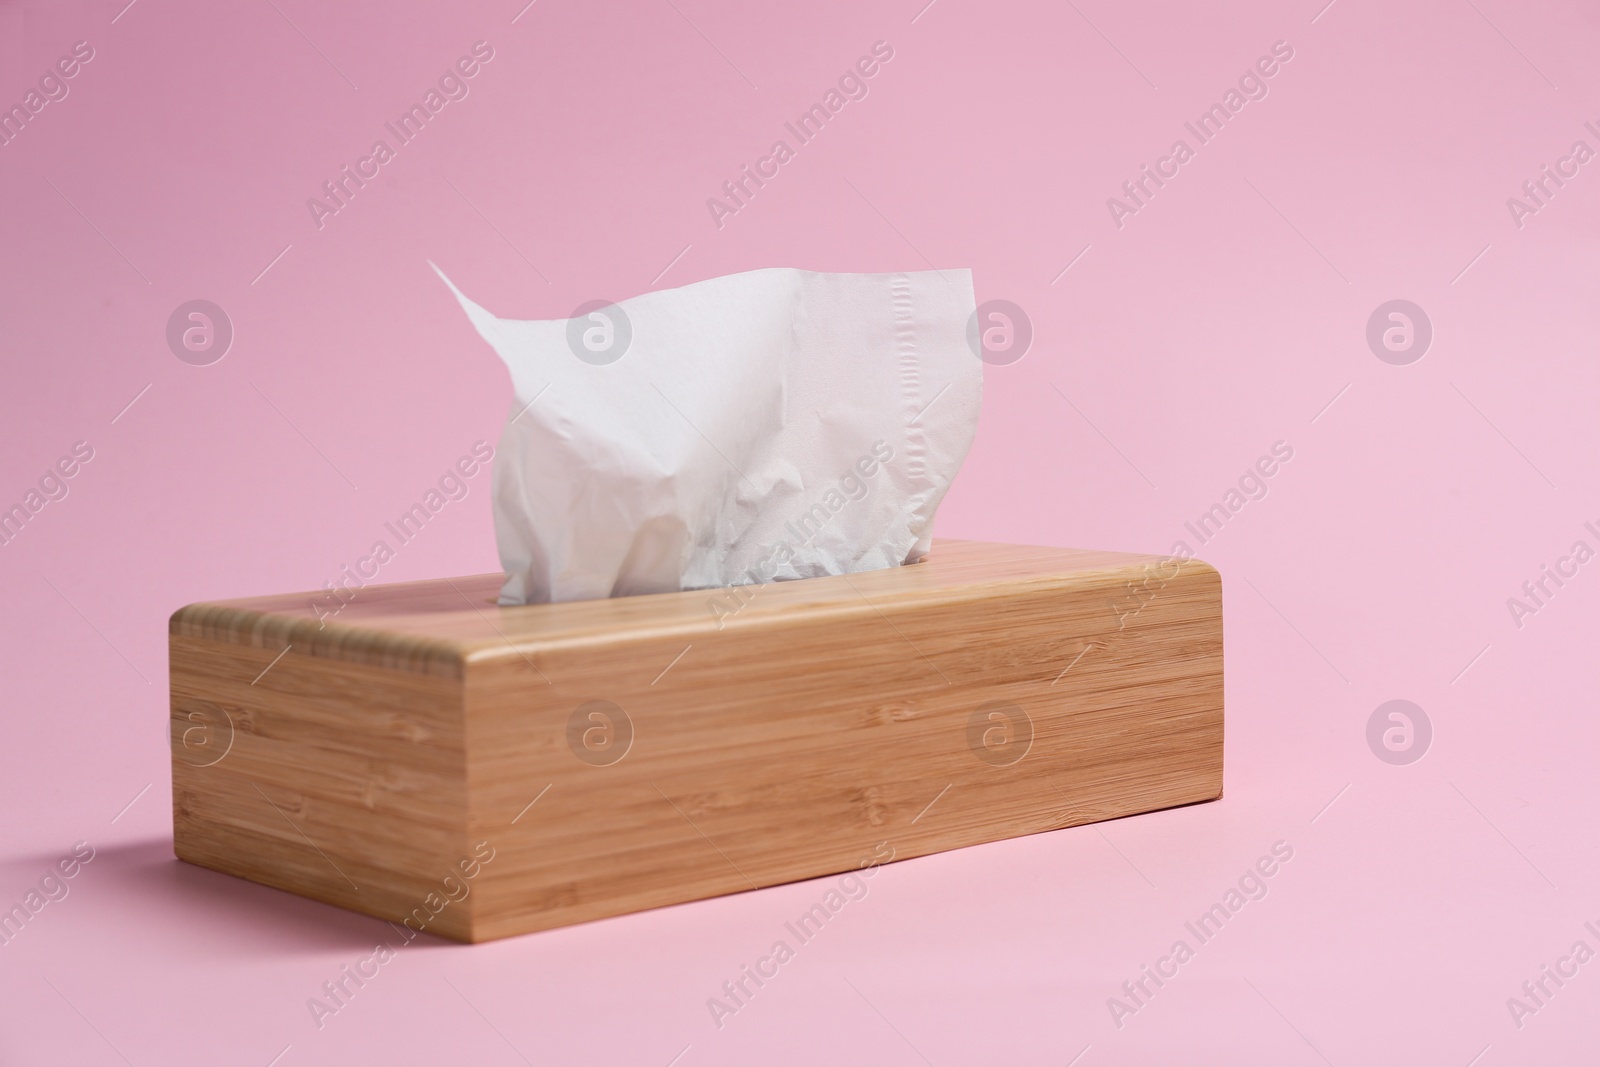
[169,540,1223,942]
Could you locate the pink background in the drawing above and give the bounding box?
[3,0,1598,1062]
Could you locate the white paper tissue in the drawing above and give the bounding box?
[436,265,981,605]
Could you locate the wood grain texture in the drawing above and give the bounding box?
[170,539,1224,942]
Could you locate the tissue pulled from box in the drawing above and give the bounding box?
[436,265,981,605]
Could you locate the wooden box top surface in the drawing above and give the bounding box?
[170,540,1214,672]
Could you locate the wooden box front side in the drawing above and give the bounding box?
[461,551,1223,941]
[170,626,479,941]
